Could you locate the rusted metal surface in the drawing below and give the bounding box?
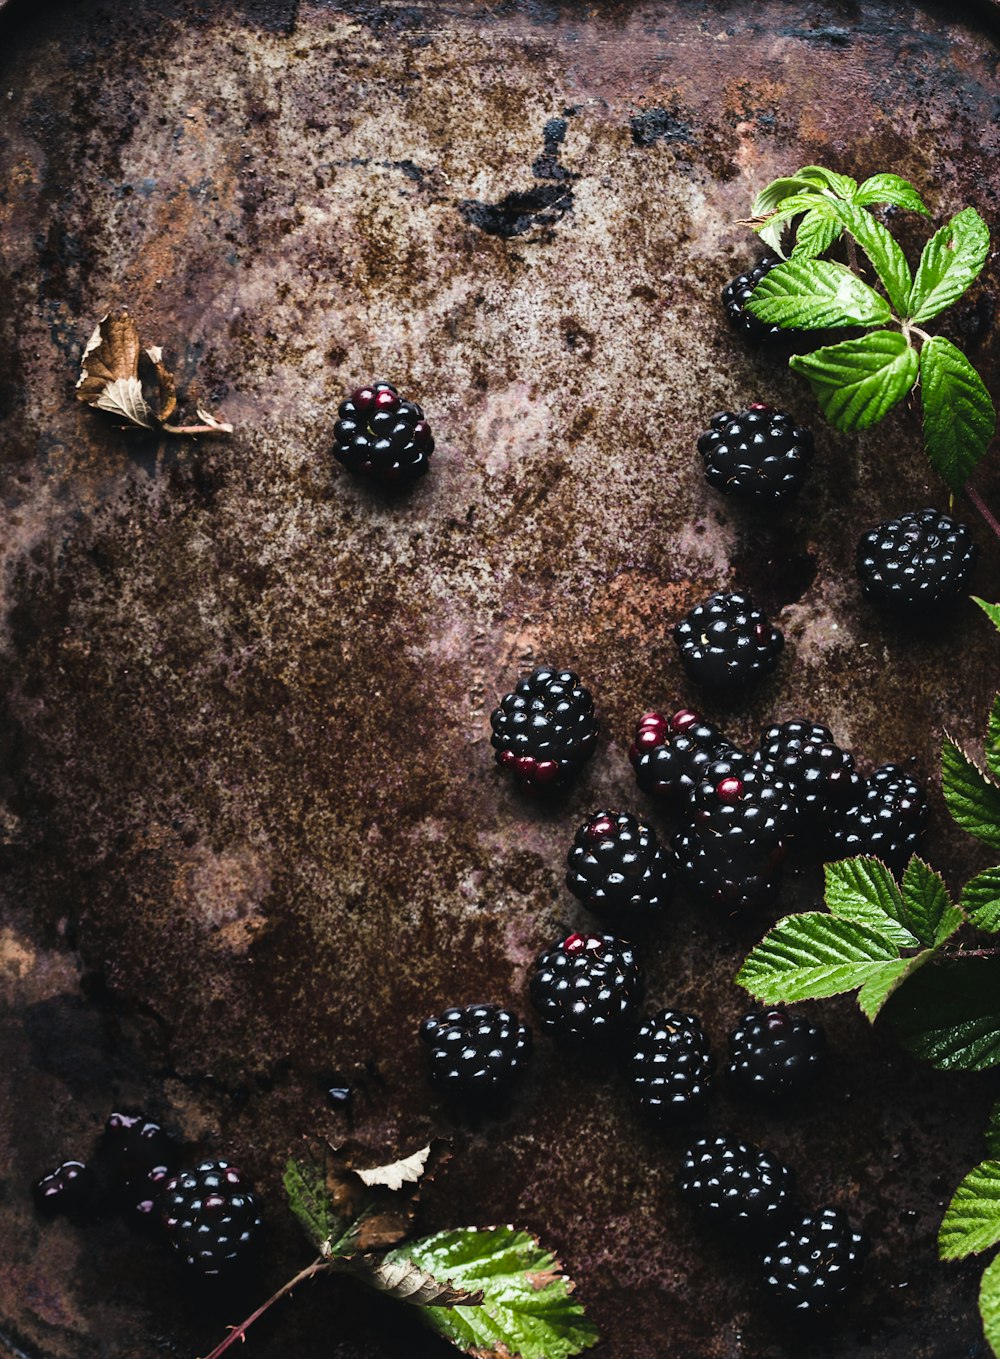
[1,1,999,1356]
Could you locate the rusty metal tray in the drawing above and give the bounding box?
[2,2,1000,1357]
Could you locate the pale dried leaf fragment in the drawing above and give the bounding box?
[356,1144,433,1192]
[353,1254,482,1307]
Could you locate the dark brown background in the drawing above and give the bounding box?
[2,1,1000,1356]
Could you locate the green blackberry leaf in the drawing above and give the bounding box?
[942,739,1000,851]
[789,331,918,432]
[790,207,843,260]
[751,176,823,252]
[940,1160,1000,1259]
[979,1252,1000,1358]
[751,192,837,244]
[824,856,914,948]
[853,173,929,215]
[284,1154,349,1257]
[795,165,858,200]
[989,696,1000,783]
[920,337,996,492]
[736,912,903,1004]
[747,259,891,329]
[900,857,964,947]
[986,1100,1000,1158]
[909,207,990,324]
[831,202,913,317]
[858,953,932,1022]
[961,868,1000,933]
[384,1227,599,1359]
[887,955,1000,1070]
[973,598,1000,633]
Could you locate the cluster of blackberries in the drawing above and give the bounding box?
[31,1111,263,1279]
[334,381,434,487]
[632,710,928,909]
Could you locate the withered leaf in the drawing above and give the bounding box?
[356,1144,434,1191]
[343,1254,482,1308]
[140,345,177,423]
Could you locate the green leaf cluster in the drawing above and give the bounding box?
[744,166,995,491]
[940,1105,1000,1359]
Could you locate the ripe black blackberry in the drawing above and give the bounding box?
[727,1008,825,1100]
[103,1111,182,1228]
[161,1160,263,1276]
[566,810,672,930]
[631,1010,713,1117]
[673,592,784,694]
[722,256,790,344]
[829,764,929,872]
[32,1161,96,1217]
[490,667,599,791]
[629,709,738,807]
[760,1207,868,1314]
[698,405,814,505]
[754,719,859,827]
[530,932,643,1042]
[333,381,434,485]
[420,1003,532,1096]
[856,508,977,612]
[677,1133,796,1237]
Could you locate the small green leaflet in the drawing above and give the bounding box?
[831,201,913,317]
[853,173,929,215]
[908,206,991,324]
[962,868,1000,933]
[887,956,1000,1071]
[940,1160,1000,1259]
[980,1253,1000,1359]
[900,857,964,948]
[789,331,918,432]
[823,856,914,947]
[795,165,858,199]
[974,598,1000,634]
[747,258,890,329]
[735,911,903,1006]
[989,695,1000,782]
[920,337,997,491]
[791,207,843,260]
[750,176,823,252]
[857,956,930,1023]
[284,1155,347,1258]
[942,739,1000,852]
[384,1228,599,1359]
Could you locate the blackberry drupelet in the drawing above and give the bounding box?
[698,405,815,505]
[760,1207,868,1314]
[630,709,738,807]
[856,508,976,612]
[490,667,599,790]
[754,719,859,826]
[631,1010,713,1117]
[32,1161,96,1217]
[722,256,789,344]
[420,1003,532,1096]
[104,1111,182,1227]
[677,1133,796,1236]
[727,1008,825,1100]
[161,1160,263,1276]
[829,764,929,872]
[530,932,643,1042]
[566,810,672,929]
[673,592,784,694]
[333,381,434,485]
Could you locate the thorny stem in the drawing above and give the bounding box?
[951,948,1000,960]
[965,484,1000,548]
[200,1258,329,1359]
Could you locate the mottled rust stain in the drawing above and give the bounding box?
[1,2,999,1358]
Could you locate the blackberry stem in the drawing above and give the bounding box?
[965,485,1000,547]
[200,1257,328,1359]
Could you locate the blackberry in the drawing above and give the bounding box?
[673,592,784,694]
[722,256,790,344]
[490,667,599,790]
[629,709,738,807]
[32,1160,96,1217]
[104,1111,182,1228]
[677,1133,796,1237]
[161,1160,263,1276]
[631,1010,713,1117]
[420,1003,532,1096]
[727,1008,825,1100]
[754,719,859,826]
[566,810,672,930]
[530,932,643,1042]
[760,1207,868,1314]
[333,381,434,485]
[856,508,977,612]
[829,764,929,872]
[699,405,814,505]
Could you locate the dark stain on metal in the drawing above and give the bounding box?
[630,106,694,147]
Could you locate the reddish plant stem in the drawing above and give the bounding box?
[200,1258,328,1359]
[965,484,1000,548]
[952,948,1000,960]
